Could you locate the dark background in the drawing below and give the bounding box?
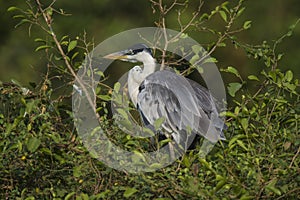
[0,0,299,85]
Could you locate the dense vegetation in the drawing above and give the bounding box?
[1,0,299,199]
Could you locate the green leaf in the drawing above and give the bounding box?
[40,147,52,155]
[27,137,41,153]
[35,45,52,52]
[200,13,209,21]
[25,196,35,200]
[7,6,19,12]
[224,111,236,118]
[248,75,259,81]
[11,79,22,87]
[34,38,45,43]
[154,117,165,130]
[240,118,249,131]
[68,40,77,52]
[149,163,163,169]
[98,94,111,101]
[227,82,242,97]
[198,158,211,169]
[217,42,226,47]
[220,2,229,12]
[215,180,226,192]
[114,82,121,93]
[243,21,252,29]
[286,19,300,37]
[284,83,296,91]
[190,54,200,65]
[27,123,32,131]
[26,99,38,114]
[80,193,89,200]
[236,139,248,151]
[123,187,138,198]
[46,8,53,16]
[54,153,66,164]
[268,71,277,81]
[222,66,240,77]
[13,14,25,19]
[240,194,255,200]
[191,45,203,54]
[64,192,76,200]
[132,151,146,162]
[118,119,133,132]
[116,108,128,120]
[265,179,281,195]
[237,7,245,17]
[196,66,204,74]
[219,10,227,22]
[15,19,31,28]
[284,70,293,82]
[216,174,225,181]
[277,53,284,61]
[180,33,188,38]
[203,57,218,64]
[72,52,79,60]
[182,155,191,168]
[95,70,105,77]
[73,166,81,178]
[228,134,246,149]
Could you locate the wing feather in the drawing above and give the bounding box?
[137,70,224,143]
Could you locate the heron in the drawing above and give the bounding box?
[104,43,226,152]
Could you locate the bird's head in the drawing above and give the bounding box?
[104,43,153,63]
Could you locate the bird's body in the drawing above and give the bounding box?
[105,44,225,150]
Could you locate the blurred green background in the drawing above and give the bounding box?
[0,0,299,85]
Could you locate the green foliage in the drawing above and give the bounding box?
[1,0,300,199]
[0,82,94,199]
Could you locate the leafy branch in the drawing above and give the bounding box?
[8,0,100,119]
[35,0,97,115]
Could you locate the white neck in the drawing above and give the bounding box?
[141,53,156,77]
[128,52,156,107]
[127,78,139,106]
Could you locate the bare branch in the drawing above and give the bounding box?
[35,0,99,119]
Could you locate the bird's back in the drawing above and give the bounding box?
[137,70,226,144]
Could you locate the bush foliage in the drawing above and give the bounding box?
[1,0,299,199]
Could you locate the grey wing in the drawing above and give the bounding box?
[137,70,223,143]
[137,82,181,133]
[187,79,227,133]
[186,79,213,114]
[137,81,195,149]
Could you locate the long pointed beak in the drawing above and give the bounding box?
[103,50,129,60]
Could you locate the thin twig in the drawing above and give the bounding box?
[35,0,99,119]
[289,145,300,168]
[193,0,244,66]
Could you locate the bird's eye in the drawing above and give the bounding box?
[129,49,134,55]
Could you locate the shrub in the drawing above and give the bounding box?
[1,0,299,199]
